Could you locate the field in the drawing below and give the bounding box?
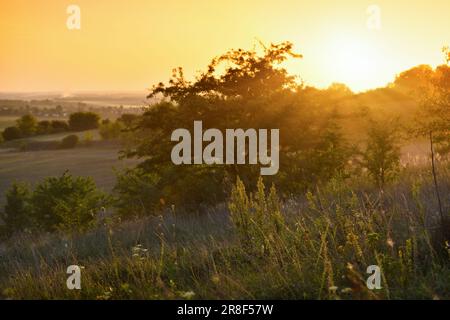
[0,117,18,131]
[0,135,139,206]
[0,163,449,299]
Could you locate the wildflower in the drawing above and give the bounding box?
[180,291,195,299]
[328,286,338,294]
[387,238,394,248]
[341,288,352,294]
[211,275,220,284]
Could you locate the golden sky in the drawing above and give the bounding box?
[0,0,449,93]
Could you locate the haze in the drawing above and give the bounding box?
[0,0,449,93]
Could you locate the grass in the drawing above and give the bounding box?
[0,162,448,300]
[0,144,139,206]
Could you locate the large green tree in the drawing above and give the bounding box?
[120,42,351,212]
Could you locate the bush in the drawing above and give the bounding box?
[1,172,108,234]
[113,168,161,218]
[0,183,33,237]
[99,121,124,140]
[118,113,139,128]
[2,126,22,141]
[83,131,94,145]
[60,134,79,149]
[50,120,69,133]
[16,114,37,136]
[69,112,100,131]
[36,120,51,135]
[30,172,108,232]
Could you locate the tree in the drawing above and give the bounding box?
[118,113,139,128]
[416,50,450,154]
[69,112,100,131]
[393,65,434,98]
[361,120,401,188]
[2,126,22,141]
[122,42,349,211]
[1,173,107,235]
[36,120,51,135]
[30,172,107,232]
[16,114,37,136]
[148,41,302,102]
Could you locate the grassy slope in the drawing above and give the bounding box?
[0,164,448,300]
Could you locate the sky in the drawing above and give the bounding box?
[0,0,449,93]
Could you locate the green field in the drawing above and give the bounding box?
[0,117,17,131]
[0,145,139,205]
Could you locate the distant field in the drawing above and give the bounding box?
[0,145,140,205]
[0,117,17,130]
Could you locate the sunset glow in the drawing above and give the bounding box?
[0,0,449,93]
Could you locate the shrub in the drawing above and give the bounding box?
[32,173,107,232]
[69,112,100,131]
[50,120,69,133]
[16,114,37,136]
[113,168,161,218]
[60,134,79,149]
[2,126,22,141]
[0,183,33,237]
[99,121,124,140]
[36,120,51,135]
[83,131,94,145]
[361,120,401,188]
[1,173,108,234]
[118,113,139,128]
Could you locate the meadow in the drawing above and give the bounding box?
[0,42,448,301]
[0,162,448,299]
[0,127,139,206]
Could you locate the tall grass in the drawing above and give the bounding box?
[0,164,449,299]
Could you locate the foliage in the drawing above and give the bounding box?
[229,177,284,254]
[36,120,52,135]
[0,172,107,235]
[361,120,401,188]
[83,131,94,145]
[113,168,161,218]
[2,126,22,141]
[50,120,70,133]
[16,114,37,137]
[60,134,79,149]
[0,183,33,238]
[149,41,302,102]
[1,170,449,299]
[99,120,124,140]
[419,63,450,154]
[123,42,353,210]
[69,112,100,131]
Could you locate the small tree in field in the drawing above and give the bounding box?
[69,112,100,131]
[361,120,401,188]
[31,172,107,232]
[16,114,37,136]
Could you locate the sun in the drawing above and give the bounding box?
[328,33,382,92]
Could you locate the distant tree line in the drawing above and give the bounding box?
[1,112,101,141]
